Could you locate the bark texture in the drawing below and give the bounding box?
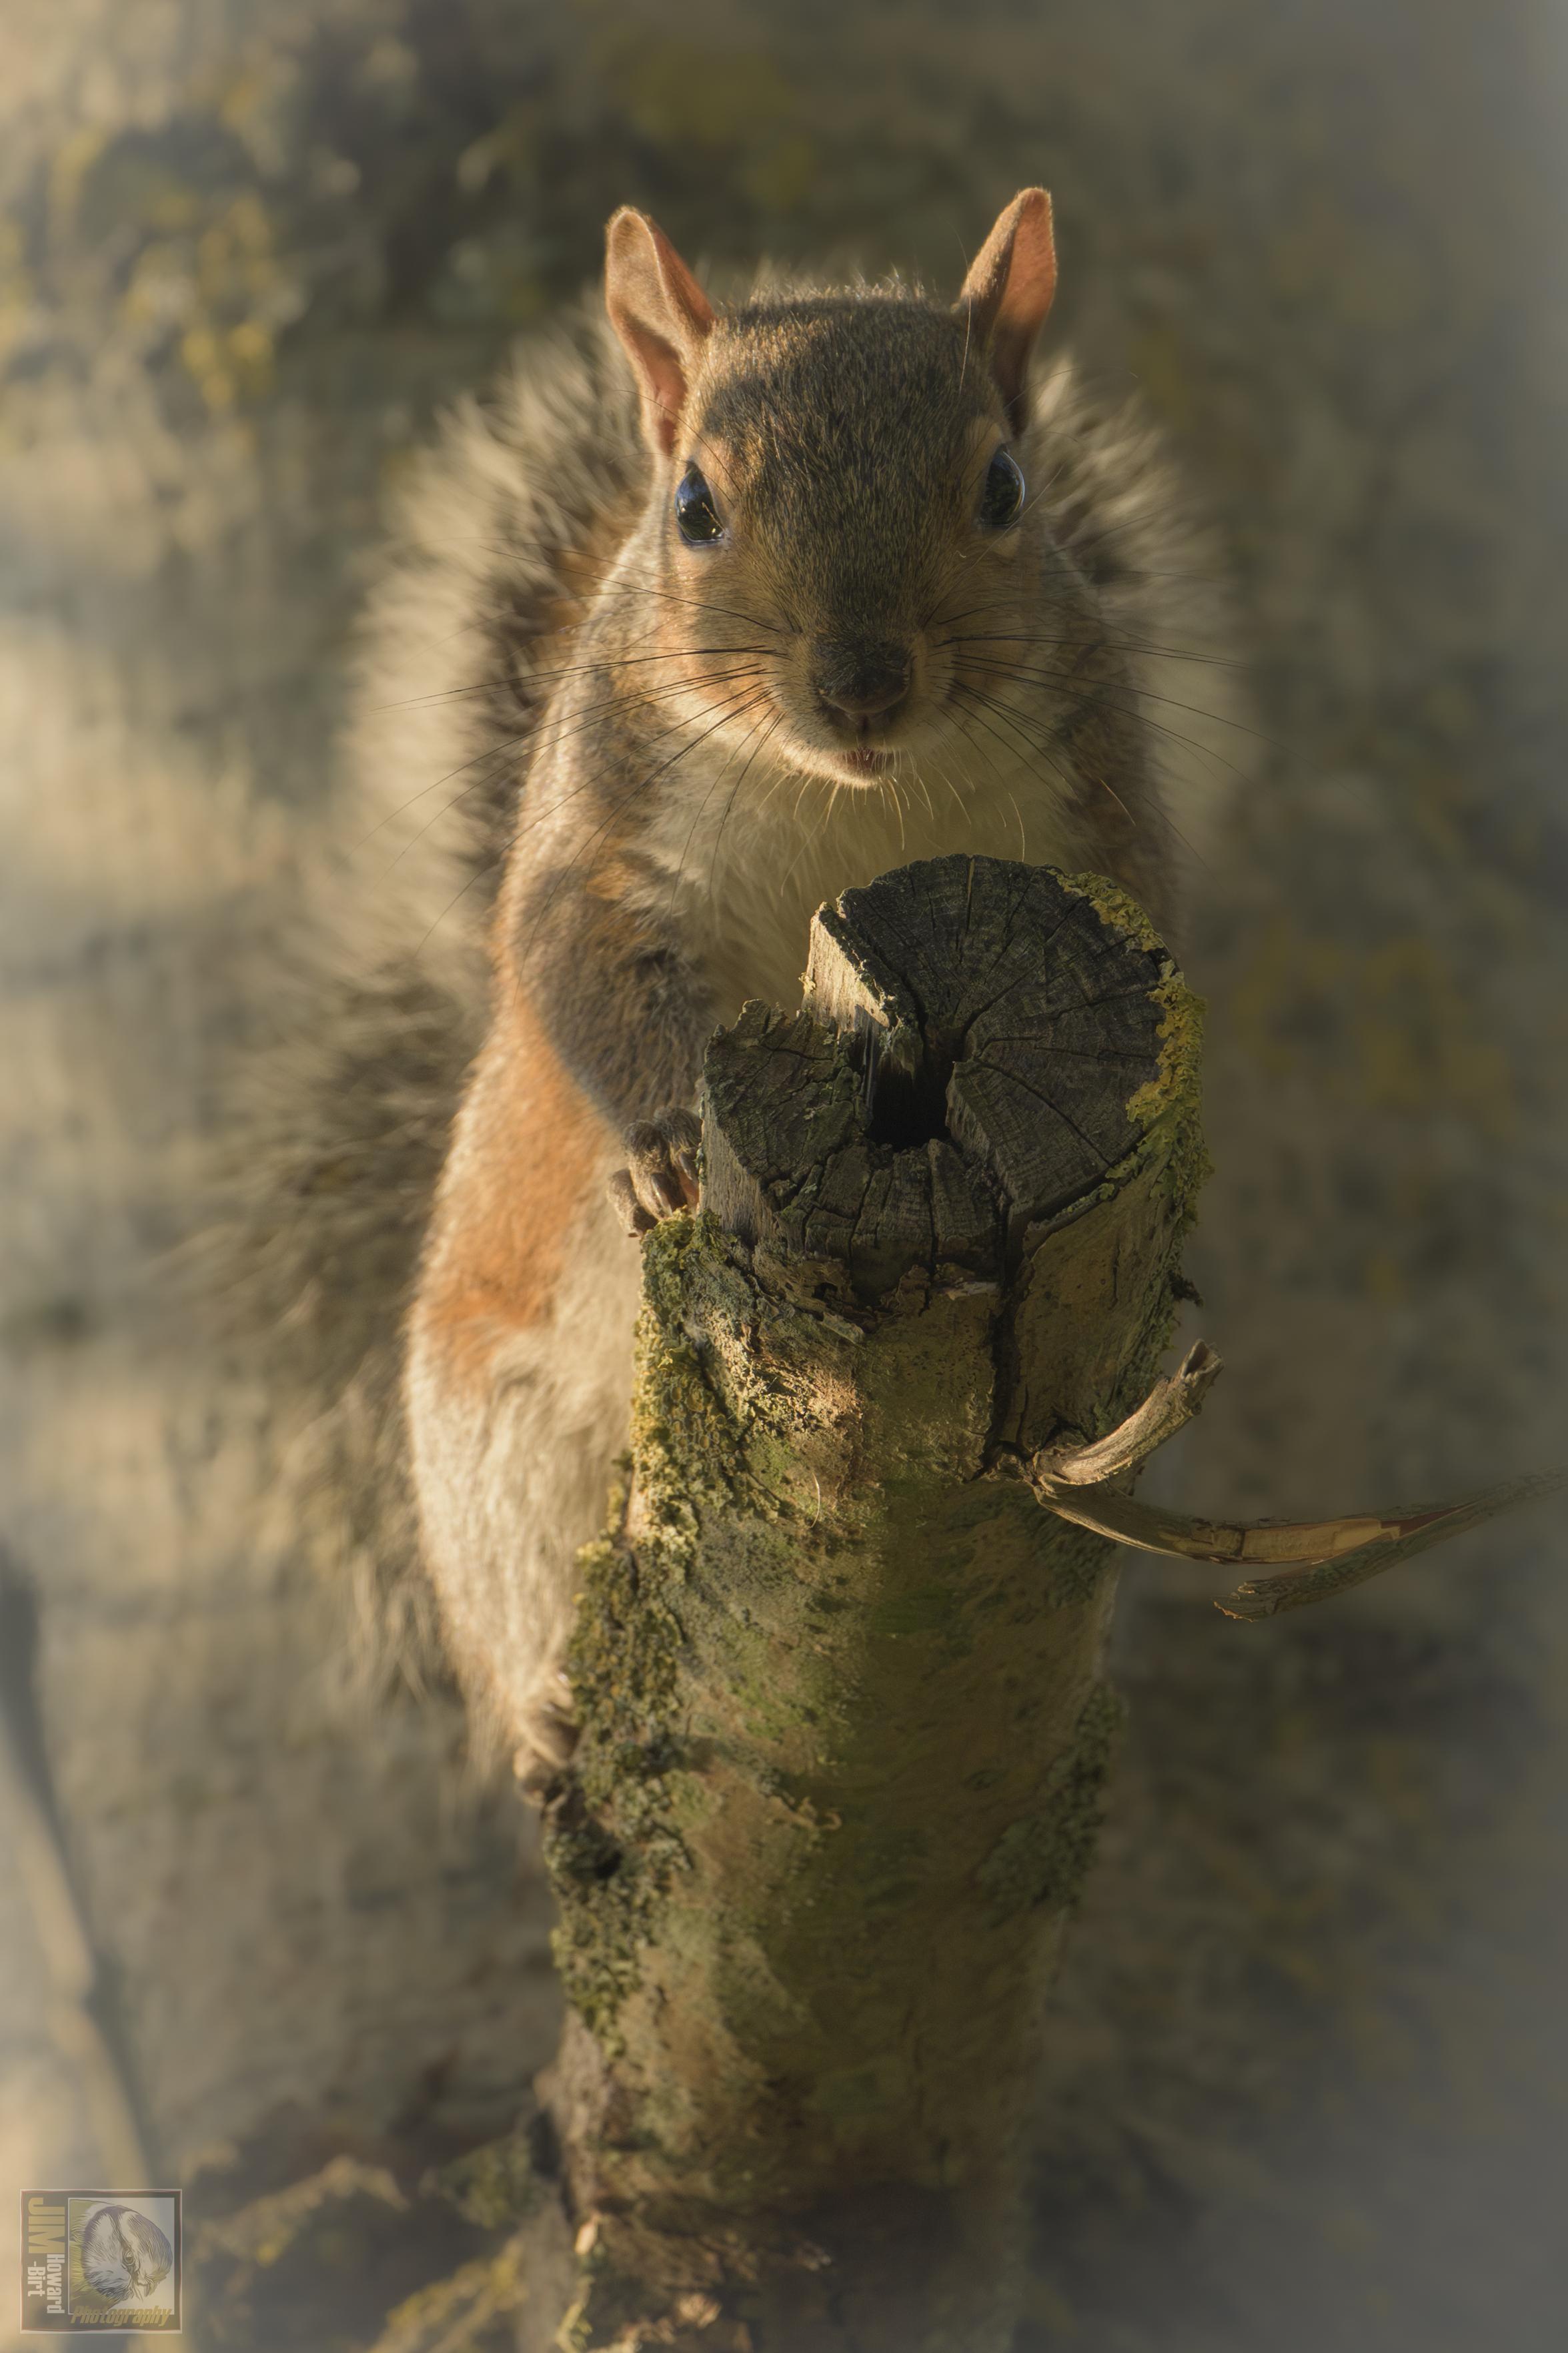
[539,856,1206,2352]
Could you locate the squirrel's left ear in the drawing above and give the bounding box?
[958,189,1057,432]
[606,208,716,457]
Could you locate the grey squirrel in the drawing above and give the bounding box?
[248,189,1241,1790]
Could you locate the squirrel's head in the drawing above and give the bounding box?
[604,192,1062,789]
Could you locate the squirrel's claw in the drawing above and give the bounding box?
[512,1682,580,1804]
[611,1108,701,1236]
[608,1169,656,1238]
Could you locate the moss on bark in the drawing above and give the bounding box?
[538,861,1207,2352]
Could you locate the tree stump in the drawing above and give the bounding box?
[538,856,1206,2353]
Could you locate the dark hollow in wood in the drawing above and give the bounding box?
[701,856,1168,1292]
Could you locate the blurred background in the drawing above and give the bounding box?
[3,1,1567,2346]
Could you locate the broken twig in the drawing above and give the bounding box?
[1024,1352,1562,1618]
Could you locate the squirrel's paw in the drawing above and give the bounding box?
[512,1684,580,1804]
[609,1108,701,1238]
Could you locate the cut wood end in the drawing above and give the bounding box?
[706,858,1189,1286]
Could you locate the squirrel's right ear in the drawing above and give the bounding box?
[605,208,716,458]
[957,189,1058,433]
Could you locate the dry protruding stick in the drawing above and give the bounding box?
[1213,1469,1566,1616]
[1032,1338,1224,1486]
[536,857,1206,2353]
[1025,1362,1563,1618]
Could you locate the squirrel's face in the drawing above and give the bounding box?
[654,303,1044,786]
[604,194,1066,793]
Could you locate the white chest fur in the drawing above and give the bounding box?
[635,732,1095,1024]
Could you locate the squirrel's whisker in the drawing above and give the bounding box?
[367,646,781,715]
[408,848,511,960]
[359,656,767,846]
[954,656,1257,789]
[937,624,1247,673]
[680,699,786,914]
[949,680,1213,873]
[948,678,1125,829]
[666,691,780,915]
[946,630,1258,690]
[512,681,776,987]
[704,705,790,909]
[363,665,769,859]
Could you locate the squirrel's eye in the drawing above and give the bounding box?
[978,447,1024,530]
[674,463,724,544]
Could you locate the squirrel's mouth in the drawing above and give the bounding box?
[837,746,893,777]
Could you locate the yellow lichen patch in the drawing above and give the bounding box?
[1062,868,1168,959]
[1061,869,1207,1150]
[1126,971,1207,1137]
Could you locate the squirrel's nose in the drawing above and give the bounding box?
[813,643,912,723]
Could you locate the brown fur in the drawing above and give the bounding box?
[414,997,601,1381]
[225,197,1245,1778]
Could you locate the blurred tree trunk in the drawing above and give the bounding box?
[536,856,1206,2353]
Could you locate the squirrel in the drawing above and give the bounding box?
[237,189,1241,1793]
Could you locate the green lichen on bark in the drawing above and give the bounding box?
[548,1210,840,2051]
[624,1214,748,1574]
[1065,865,1212,1228]
[545,1525,680,2051]
[546,1216,740,2048]
[1062,866,1171,960]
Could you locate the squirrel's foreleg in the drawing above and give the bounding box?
[405,876,713,1789]
[404,990,644,1787]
